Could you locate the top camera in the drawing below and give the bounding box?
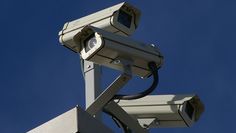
[59,2,141,53]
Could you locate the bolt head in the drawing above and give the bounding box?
[87,65,91,68]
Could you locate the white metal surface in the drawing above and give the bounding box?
[137,118,156,128]
[117,95,194,105]
[27,106,113,133]
[84,61,101,109]
[84,60,102,120]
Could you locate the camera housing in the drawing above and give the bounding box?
[75,26,163,78]
[59,2,141,53]
[117,94,204,128]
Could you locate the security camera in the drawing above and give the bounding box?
[117,94,204,128]
[74,26,163,78]
[59,2,141,53]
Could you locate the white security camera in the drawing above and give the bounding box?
[74,26,163,78]
[117,94,204,128]
[59,2,141,53]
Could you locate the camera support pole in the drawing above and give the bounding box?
[84,60,102,109]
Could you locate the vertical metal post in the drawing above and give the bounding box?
[84,60,101,109]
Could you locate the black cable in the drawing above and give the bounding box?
[103,109,132,133]
[113,62,160,100]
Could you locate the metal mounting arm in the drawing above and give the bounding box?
[86,58,133,115]
[104,101,148,133]
[86,73,131,115]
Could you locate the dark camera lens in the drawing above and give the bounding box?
[118,10,132,28]
[185,101,194,119]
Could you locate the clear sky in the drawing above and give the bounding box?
[0,0,235,133]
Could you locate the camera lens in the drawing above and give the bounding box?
[185,101,194,119]
[85,36,97,52]
[118,10,132,28]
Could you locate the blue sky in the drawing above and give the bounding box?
[0,0,236,133]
